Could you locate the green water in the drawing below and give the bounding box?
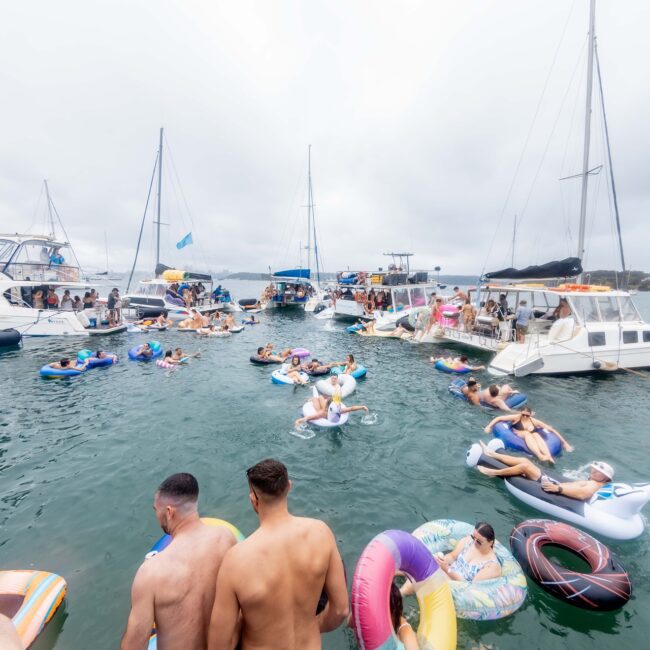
[1,282,649,649]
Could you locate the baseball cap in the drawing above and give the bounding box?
[590,461,614,480]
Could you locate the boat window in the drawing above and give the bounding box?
[425,286,438,303]
[595,296,621,322]
[0,240,17,264]
[570,296,600,322]
[643,331,650,343]
[409,287,426,307]
[619,296,641,321]
[392,288,409,309]
[588,332,606,346]
[622,331,638,344]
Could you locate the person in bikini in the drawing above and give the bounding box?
[295,393,368,427]
[484,406,573,463]
[282,355,309,385]
[476,442,614,500]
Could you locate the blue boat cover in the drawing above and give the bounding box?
[272,269,311,280]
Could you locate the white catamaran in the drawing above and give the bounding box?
[433,0,650,375]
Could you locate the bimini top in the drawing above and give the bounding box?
[271,268,311,280]
[483,257,583,281]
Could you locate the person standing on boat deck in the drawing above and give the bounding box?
[46,288,59,309]
[452,286,468,303]
[513,299,534,342]
[121,473,236,650]
[497,294,509,320]
[208,459,349,650]
[60,289,74,310]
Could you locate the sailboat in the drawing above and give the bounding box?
[261,145,327,311]
[122,128,237,320]
[435,0,650,375]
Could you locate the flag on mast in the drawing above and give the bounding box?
[176,232,193,249]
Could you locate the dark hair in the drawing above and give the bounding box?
[246,459,289,498]
[95,350,102,357]
[475,521,495,545]
[389,582,403,633]
[460,356,468,363]
[60,358,70,367]
[257,347,264,354]
[165,350,172,358]
[347,354,355,363]
[467,378,478,386]
[454,286,459,291]
[158,473,199,503]
[291,355,300,365]
[521,405,532,414]
[489,385,499,397]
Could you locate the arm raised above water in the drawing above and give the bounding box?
[120,563,155,650]
[318,526,349,633]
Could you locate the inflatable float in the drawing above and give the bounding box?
[331,365,367,379]
[249,355,280,365]
[77,349,117,368]
[39,362,85,378]
[290,347,310,358]
[492,421,562,458]
[510,519,631,611]
[466,441,650,540]
[128,341,163,361]
[434,359,471,374]
[316,374,357,398]
[243,319,259,325]
[412,519,527,620]
[449,378,527,410]
[228,325,244,333]
[271,368,309,385]
[0,570,67,648]
[302,388,349,427]
[145,518,244,649]
[351,529,456,650]
[304,366,330,377]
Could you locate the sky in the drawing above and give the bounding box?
[1,0,648,276]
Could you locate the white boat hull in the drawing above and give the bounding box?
[0,307,126,336]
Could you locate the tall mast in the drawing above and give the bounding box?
[44,180,55,239]
[577,0,596,274]
[155,127,163,273]
[511,215,517,268]
[307,145,312,272]
[104,231,109,271]
[595,42,627,285]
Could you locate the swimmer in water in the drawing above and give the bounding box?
[295,394,368,427]
[430,355,485,371]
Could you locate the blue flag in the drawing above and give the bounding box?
[176,232,193,249]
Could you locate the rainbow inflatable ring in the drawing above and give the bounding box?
[434,359,471,374]
[351,529,456,650]
[412,519,527,620]
[0,570,67,647]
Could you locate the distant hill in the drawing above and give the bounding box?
[585,270,650,291]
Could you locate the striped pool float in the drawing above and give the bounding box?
[0,570,67,647]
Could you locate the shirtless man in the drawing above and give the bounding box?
[208,459,348,650]
[476,442,614,500]
[461,377,481,405]
[121,473,237,650]
[479,384,517,412]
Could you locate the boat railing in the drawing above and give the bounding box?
[4,262,80,283]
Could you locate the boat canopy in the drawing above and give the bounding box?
[272,268,311,280]
[483,257,582,281]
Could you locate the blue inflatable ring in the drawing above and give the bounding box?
[449,378,527,410]
[492,421,562,457]
[128,341,163,361]
[331,365,367,379]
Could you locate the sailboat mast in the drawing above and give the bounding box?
[104,231,109,272]
[155,127,163,274]
[595,43,627,286]
[577,0,596,275]
[511,215,517,268]
[44,180,55,239]
[307,145,312,273]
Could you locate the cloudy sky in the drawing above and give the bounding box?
[1,1,648,276]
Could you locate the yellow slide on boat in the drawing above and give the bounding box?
[0,570,67,647]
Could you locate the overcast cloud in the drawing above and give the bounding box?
[1,0,648,277]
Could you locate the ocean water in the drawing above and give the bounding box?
[1,281,649,650]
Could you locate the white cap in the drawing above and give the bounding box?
[590,461,614,480]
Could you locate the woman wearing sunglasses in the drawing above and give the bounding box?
[436,522,501,582]
[485,406,573,463]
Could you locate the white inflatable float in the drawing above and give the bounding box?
[315,374,357,398]
[302,388,349,427]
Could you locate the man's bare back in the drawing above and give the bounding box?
[151,523,236,649]
[211,514,345,650]
[122,473,238,650]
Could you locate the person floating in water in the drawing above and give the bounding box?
[295,394,368,428]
